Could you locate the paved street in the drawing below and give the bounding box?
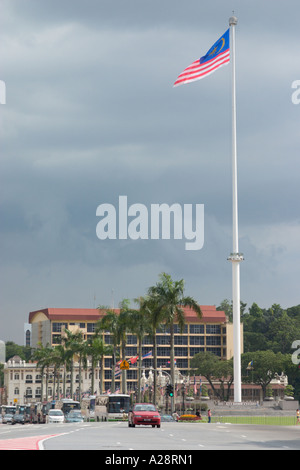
[1,421,300,451]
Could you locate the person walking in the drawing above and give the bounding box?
[296,409,300,425]
[208,409,211,423]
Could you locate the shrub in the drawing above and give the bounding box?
[178,414,202,421]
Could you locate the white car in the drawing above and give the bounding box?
[47,409,65,424]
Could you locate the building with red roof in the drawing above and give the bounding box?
[28,305,243,393]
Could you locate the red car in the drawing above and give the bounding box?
[128,403,161,428]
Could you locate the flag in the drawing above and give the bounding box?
[167,359,176,365]
[173,29,230,87]
[194,376,197,395]
[128,355,139,365]
[142,350,152,359]
[247,361,254,369]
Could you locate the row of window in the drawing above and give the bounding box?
[14,387,78,398]
[52,322,225,335]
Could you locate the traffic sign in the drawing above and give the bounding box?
[119,360,130,370]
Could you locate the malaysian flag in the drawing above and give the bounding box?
[173,29,230,87]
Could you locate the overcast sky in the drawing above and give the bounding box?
[0,0,299,344]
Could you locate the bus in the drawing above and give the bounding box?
[61,399,81,416]
[28,402,50,424]
[92,394,131,421]
[16,404,31,422]
[2,405,16,415]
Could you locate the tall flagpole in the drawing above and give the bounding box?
[228,15,243,403]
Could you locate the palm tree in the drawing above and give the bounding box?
[128,297,153,403]
[147,272,202,411]
[139,295,165,406]
[98,300,132,394]
[60,329,84,399]
[97,309,121,393]
[76,340,89,399]
[32,343,53,402]
[87,334,113,395]
[117,300,133,394]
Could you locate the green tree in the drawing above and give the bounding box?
[241,350,285,399]
[267,311,300,354]
[191,351,233,401]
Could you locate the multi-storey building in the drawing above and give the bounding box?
[28,305,242,392]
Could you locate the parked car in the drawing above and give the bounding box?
[160,414,175,422]
[12,414,26,425]
[128,403,161,428]
[65,410,84,423]
[2,413,14,424]
[47,409,65,424]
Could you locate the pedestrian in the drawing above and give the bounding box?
[208,409,211,423]
[196,409,201,419]
[296,409,300,425]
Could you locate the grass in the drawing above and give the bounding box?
[211,416,298,426]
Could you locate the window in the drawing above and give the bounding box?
[52,334,61,344]
[206,325,221,334]
[25,387,33,398]
[207,347,221,356]
[174,336,188,345]
[190,347,205,357]
[157,347,170,356]
[175,347,188,356]
[176,359,188,368]
[25,374,33,384]
[157,336,170,345]
[142,335,152,345]
[87,323,96,333]
[52,323,68,332]
[125,347,137,356]
[206,336,221,345]
[190,324,204,334]
[104,335,112,344]
[174,324,188,334]
[190,336,204,345]
[126,335,137,345]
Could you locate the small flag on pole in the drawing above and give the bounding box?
[194,376,197,395]
[173,29,230,87]
[142,350,153,359]
[128,355,139,365]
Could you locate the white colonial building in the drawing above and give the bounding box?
[3,355,100,406]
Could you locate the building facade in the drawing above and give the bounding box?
[28,305,243,393]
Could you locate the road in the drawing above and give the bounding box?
[1,421,300,451]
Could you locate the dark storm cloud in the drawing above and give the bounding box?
[0,0,300,342]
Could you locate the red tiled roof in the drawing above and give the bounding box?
[29,305,226,324]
